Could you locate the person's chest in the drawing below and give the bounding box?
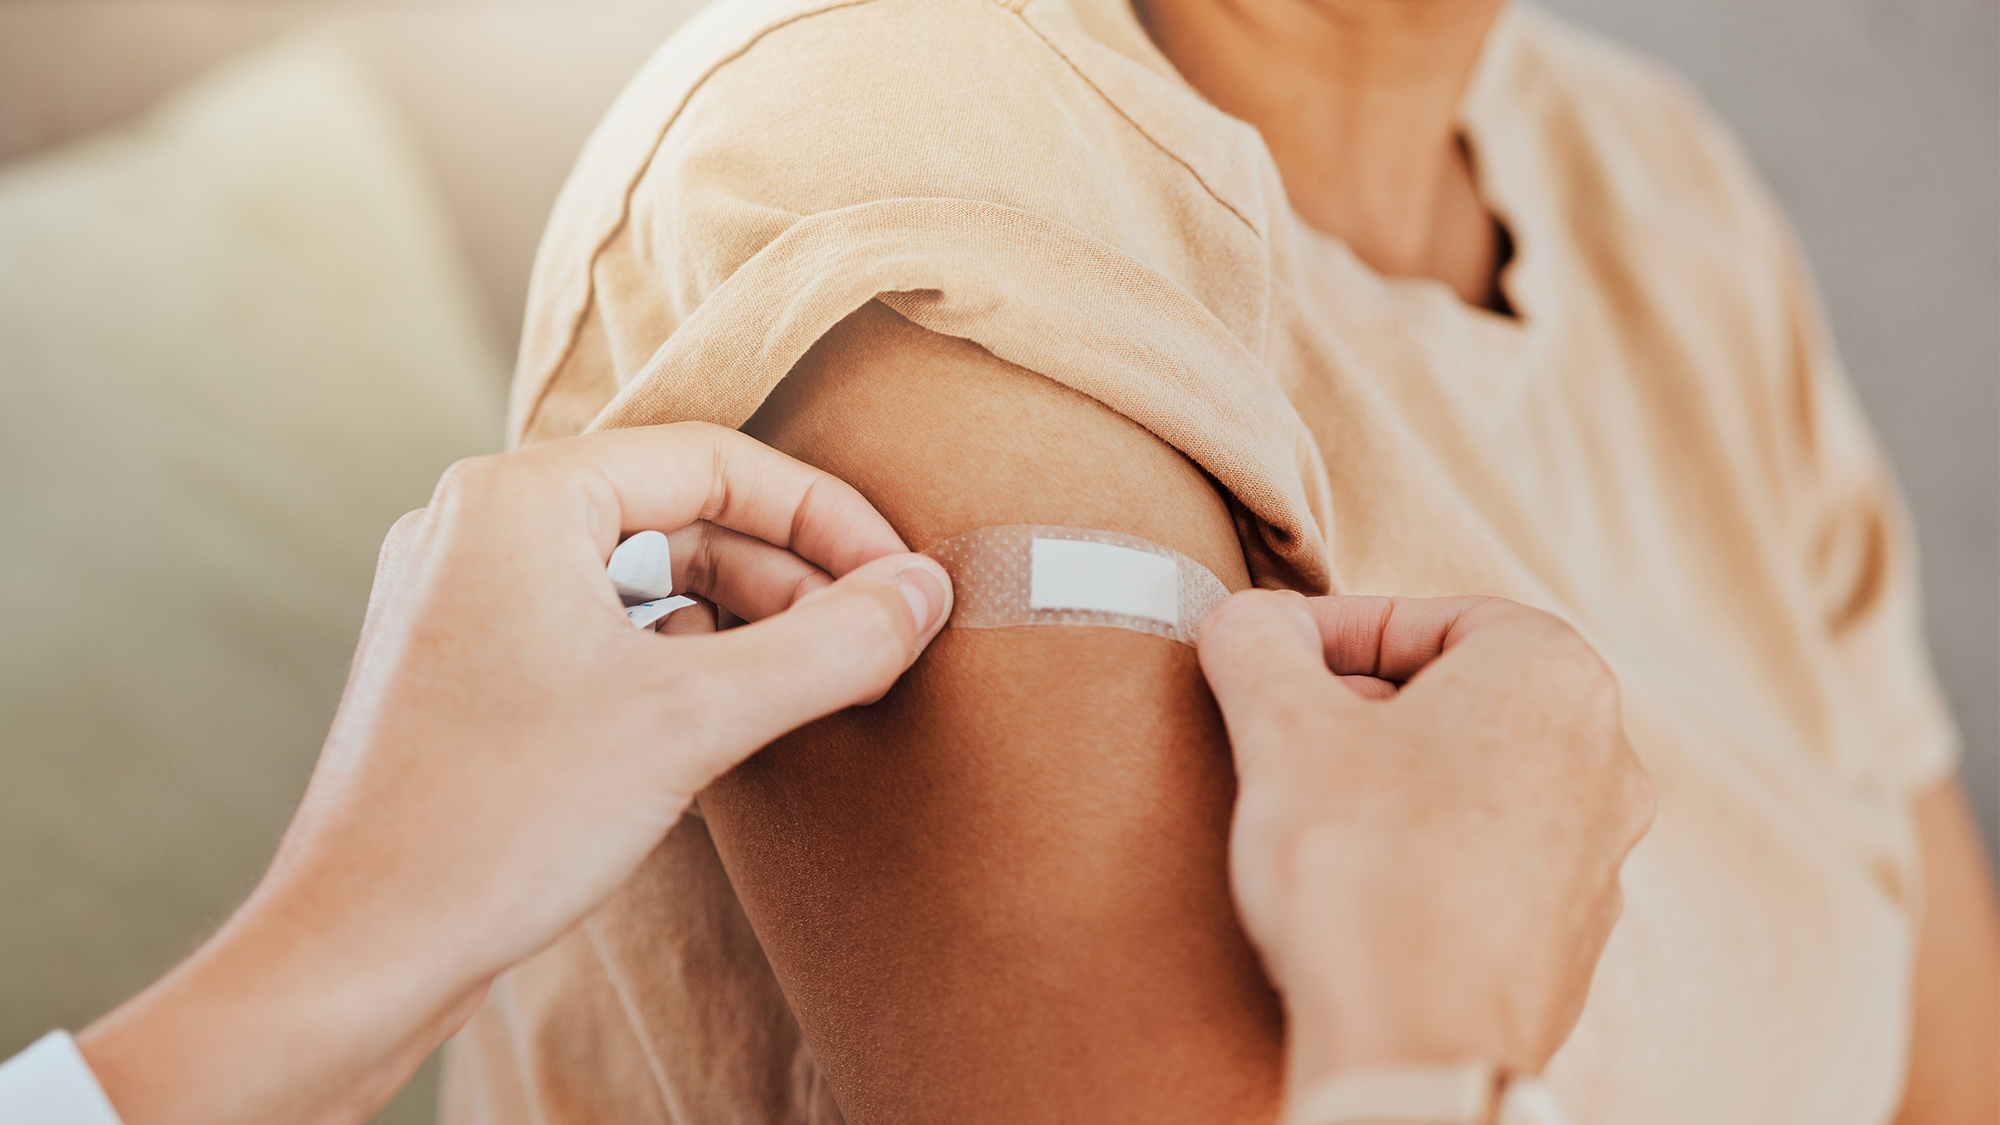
[1263,216,1915,1125]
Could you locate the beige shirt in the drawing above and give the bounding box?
[446,0,1959,1121]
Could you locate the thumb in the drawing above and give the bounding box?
[1198,591,1347,762]
[657,552,952,790]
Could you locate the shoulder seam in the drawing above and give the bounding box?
[1004,6,1262,241]
[531,0,1260,439]
[533,0,886,440]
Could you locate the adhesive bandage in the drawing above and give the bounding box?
[923,525,1231,645]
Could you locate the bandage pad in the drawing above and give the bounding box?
[923,525,1230,645]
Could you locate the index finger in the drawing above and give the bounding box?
[533,423,908,577]
[1303,594,1522,681]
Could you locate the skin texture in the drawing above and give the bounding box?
[1894,779,2000,1125]
[711,301,1286,1125]
[74,426,952,1125]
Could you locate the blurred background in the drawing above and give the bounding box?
[0,1,1991,1122]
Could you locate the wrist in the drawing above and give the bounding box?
[1272,901,1545,1084]
[1281,966,1517,1088]
[1277,961,1568,1125]
[1280,1064,1569,1125]
[1281,1062,1498,1125]
[76,886,456,1125]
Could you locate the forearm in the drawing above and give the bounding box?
[75,885,468,1125]
[35,424,943,1125]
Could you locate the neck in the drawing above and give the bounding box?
[1139,0,1508,305]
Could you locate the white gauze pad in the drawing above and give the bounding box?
[924,525,1231,645]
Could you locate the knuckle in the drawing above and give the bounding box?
[788,569,835,609]
[674,419,732,443]
[1622,755,1660,845]
[684,522,720,596]
[1456,594,1532,636]
[430,454,526,521]
[376,508,429,567]
[1575,659,1624,729]
[1526,622,1622,727]
[434,453,504,497]
[384,507,426,543]
[1495,601,1587,655]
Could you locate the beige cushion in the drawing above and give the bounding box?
[0,31,504,1119]
[0,1,709,348]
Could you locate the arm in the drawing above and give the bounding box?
[703,301,1285,1124]
[63,427,948,1125]
[1894,777,2000,1125]
[1753,184,1998,1124]
[1203,591,1653,1118]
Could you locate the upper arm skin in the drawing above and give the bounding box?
[1894,776,2000,1125]
[701,301,1284,1124]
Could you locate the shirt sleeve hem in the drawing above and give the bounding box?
[583,195,1334,593]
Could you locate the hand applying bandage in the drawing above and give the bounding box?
[66,423,951,1125]
[1199,593,1656,1125]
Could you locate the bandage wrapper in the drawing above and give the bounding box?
[608,529,695,628]
[924,525,1230,645]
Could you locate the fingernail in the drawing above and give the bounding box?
[894,564,948,638]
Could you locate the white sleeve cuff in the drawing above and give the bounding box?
[0,1032,126,1125]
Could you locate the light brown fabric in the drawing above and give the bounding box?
[446,0,1959,1121]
